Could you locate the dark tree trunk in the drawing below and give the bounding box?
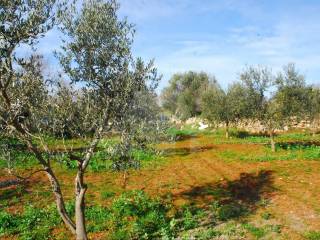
[122,171,129,189]
[225,121,229,139]
[270,131,276,152]
[312,123,317,137]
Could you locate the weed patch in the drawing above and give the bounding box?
[305,231,320,240]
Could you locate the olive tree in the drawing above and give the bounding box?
[161,71,215,120]
[57,1,161,238]
[0,0,160,239]
[274,63,313,133]
[240,64,312,152]
[239,66,275,149]
[111,76,166,187]
[0,1,74,230]
[240,66,272,119]
[262,98,283,152]
[307,86,320,136]
[265,64,312,151]
[201,82,248,138]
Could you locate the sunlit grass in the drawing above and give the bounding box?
[1,128,319,239]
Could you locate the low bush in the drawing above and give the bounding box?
[210,201,247,221]
[196,229,222,240]
[166,127,198,141]
[109,190,172,239]
[180,207,197,230]
[101,190,116,200]
[305,231,320,240]
[0,210,19,236]
[0,191,173,239]
[243,223,267,239]
[0,205,60,239]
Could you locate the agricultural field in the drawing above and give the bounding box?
[1,127,320,240]
[2,1,320,239]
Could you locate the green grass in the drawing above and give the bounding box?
[243,223,267,239]
[1,128,319,239]
[209,129,320,145]
[196,229,222,240]
[2,129,318,171]
[0,205,61,239]
[1,190,276,240]
[0,191,172,240]
[217,144,320,163]
[100,190,116,200]
[166,127,198,141]
[0,135,163,173]
[304,231,320,240]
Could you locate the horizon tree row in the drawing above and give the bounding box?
[161,65,320,151]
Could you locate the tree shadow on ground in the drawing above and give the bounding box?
[0,182,29,202]
[277,141,320,149]
[163,145,216,157]
[168,134,199,142]
[171,170,275,222]
[231,130,272,139]
[177,134,200,141]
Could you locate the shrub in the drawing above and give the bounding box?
[196,229,221,240]
[181,207,197,230]
[211,201,246,221]
[166,127,197,141]
[243,223,266,239]
[305,231,320,240]
[86,206,110,232]
[109,190,171,239]
[261,212,272,220]
[101,190,116,200]
[0,205,61,240]
[0,210,19,236]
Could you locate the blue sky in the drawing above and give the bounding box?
[27,0,320,90]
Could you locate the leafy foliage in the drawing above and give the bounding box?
[305,231,320,240]
[161,71,216,120]
[109,190,171,239]
[0,0,165,238]
[0,191,173,240]
[201,81,249,137]
[0,205,60,239]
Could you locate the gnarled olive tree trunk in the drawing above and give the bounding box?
[75,170,87,240]
[225,121,230,139]
[269,130,276,152]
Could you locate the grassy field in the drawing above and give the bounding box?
[1,128,320,239]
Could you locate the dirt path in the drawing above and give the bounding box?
[120,137,320,239]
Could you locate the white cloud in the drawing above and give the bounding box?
[154,10,320,89]
[13,0,320,90]
[154,40,243,89]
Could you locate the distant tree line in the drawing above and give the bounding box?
[161,65,320,151]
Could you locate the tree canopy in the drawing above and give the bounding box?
[0,1,162,239]
[201,82,248,138]
[161,71,216,120]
